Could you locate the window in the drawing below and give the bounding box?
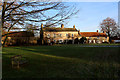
[59,40,63,43]
[54,34,56,38]
[65,39,68,43]
[72,34,74,37]
[93,40,96,43]
[59,34,62,37]
[66,34,68,37]
[54,40,56,43]
[48,39,50,43]
[89,37,91,39]
[89,40,91,43]
[47,34,50,38]
[102,40,105,42]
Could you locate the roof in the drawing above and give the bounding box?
[3,31,34,37]
[80,32,107,37]
[43,27,78,32]
[111,36,120,40]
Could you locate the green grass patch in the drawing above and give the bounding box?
[2,46,120,78]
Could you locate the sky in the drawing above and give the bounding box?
[64,2,118,32]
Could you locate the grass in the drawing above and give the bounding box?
[2,45,120,78]
[53,43,120,46]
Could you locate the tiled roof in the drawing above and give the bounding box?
[43,27,77,32]
[3,31,34,37]
[80,32,107,37]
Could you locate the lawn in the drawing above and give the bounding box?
[2,45,120,78]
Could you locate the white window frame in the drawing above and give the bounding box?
[66,34,68,37]
[102,40,105,42]
[59,39,63,43]
[97,37,99,39]
[47,34,50,38]
[59,34,62,37]
[93,40,96,43]
[89,40,91,43]
[72,34,74,37]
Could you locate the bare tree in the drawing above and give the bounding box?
[1,1,79,46]
[111,24,120,38]
[100,17,116,42]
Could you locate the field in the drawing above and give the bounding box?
[2,45,120,79]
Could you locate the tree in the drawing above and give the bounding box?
[44,22,57,27]
[80,37,87,44]
[110,24,120,38]
[1,1,79,46]
[100,17,116,42]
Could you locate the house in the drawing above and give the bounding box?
[41,24,79,44]
[78,30,109,43]
[40,24,109,44]
[2,31,36,46]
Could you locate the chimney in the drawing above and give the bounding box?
[61,24,64,29]
[97,30,99,32]
[41,23,43,29]
[73,25,75,29]
[103,31,106,34]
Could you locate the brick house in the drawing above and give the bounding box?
[41,24,79,44]
[78,30,109,43]
[40,24,109,44]
[2,31,36,46]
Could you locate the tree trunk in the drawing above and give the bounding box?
[108,31,111,43]
[108,26,111,43]
[2,2,7,47]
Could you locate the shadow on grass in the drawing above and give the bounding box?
[2,46,120,78]
[12,46,120,64]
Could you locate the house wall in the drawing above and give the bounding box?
[43,31,78,43]
[43,31,109,44]
[85,37,109,43]
[2,37,37,46]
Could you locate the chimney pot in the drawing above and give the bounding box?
[61,24,64,29]
[73,25,75,29]
[97,30,99,32]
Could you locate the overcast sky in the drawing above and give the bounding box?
[64,2,118,32]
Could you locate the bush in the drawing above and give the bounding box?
[67,40,73,44]
[74,38,79,44]
[80,37,87,44]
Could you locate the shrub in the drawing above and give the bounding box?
[74,38,79,44]
[80,37,87,44]
[67,40,73,44]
